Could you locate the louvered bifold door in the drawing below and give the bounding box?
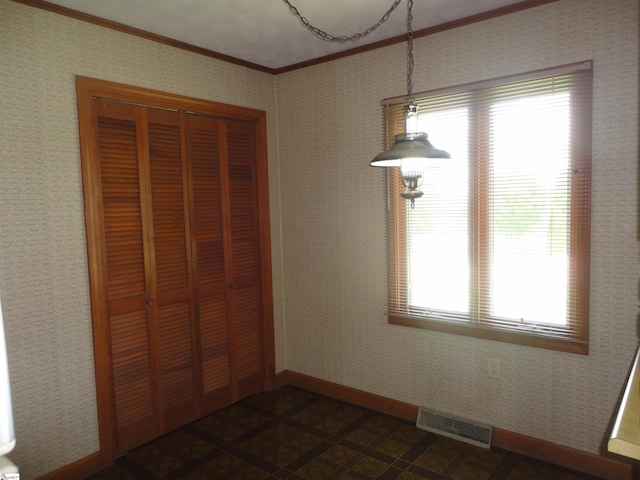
[146,108,200,431]
[80,78,273,463]
[186,115,233,412]
[226,120,264,398]
[93,100,159,453]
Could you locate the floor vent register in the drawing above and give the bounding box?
[416,407,492,449]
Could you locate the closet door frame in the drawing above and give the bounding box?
[76,75,276,466]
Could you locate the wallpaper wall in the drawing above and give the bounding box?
[0,1,282,477]
[0,0,639,478]
[277,0,639,460]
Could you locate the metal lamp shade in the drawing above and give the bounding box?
[370,132,451,167]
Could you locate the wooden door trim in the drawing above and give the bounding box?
[75,75,276,466]
[254,116,277,388]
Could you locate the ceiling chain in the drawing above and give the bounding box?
[406,0,414,105]
[282,0,403,44]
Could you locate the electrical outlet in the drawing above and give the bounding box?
[488,358,500,379]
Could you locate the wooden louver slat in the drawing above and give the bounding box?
[199,295,230,393]
[110,307,153,439]
[97,115,146,301]
[226,121,263,391]
[189,117,225,287]
[95,102,159,452]
[148,119,189,293]
[234,288,261,379]
[158,302,194,409]
[147,109,198,431]
[186,114,233,411]
[228,122,259,281]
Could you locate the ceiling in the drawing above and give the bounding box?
[41,0,529,70]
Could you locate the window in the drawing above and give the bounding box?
[383,62,592,354]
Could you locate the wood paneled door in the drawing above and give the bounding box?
[76,76,275,465]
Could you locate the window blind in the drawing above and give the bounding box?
[383,62,592,353]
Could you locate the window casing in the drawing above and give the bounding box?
[383,62,592,354]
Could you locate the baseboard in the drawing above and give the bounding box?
[491,428,635,480]
[36,451,102,480]
[278,370,635,480]
[277,370,419,421]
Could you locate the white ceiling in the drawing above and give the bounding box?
[43,0,527,70]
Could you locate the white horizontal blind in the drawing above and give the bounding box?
[384,62,592,352]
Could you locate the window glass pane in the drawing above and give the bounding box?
[489,92,570,325]
[407,108,469,314]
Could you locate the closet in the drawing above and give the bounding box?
[76,77,275,460]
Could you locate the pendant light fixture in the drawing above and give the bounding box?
[283,0,449,208]
[370,0,450,208]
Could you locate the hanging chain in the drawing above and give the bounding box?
[405,0,415,105]
[282,0,402,44]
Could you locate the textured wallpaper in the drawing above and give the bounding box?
[0,1,281,477]
[277,0,639,458]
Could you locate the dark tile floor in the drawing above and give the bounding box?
[86,385,604,480]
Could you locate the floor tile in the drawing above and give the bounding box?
[86,386,606,480]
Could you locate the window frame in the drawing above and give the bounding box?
[383,62,593,354]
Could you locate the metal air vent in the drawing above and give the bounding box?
[416,407,492,449]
